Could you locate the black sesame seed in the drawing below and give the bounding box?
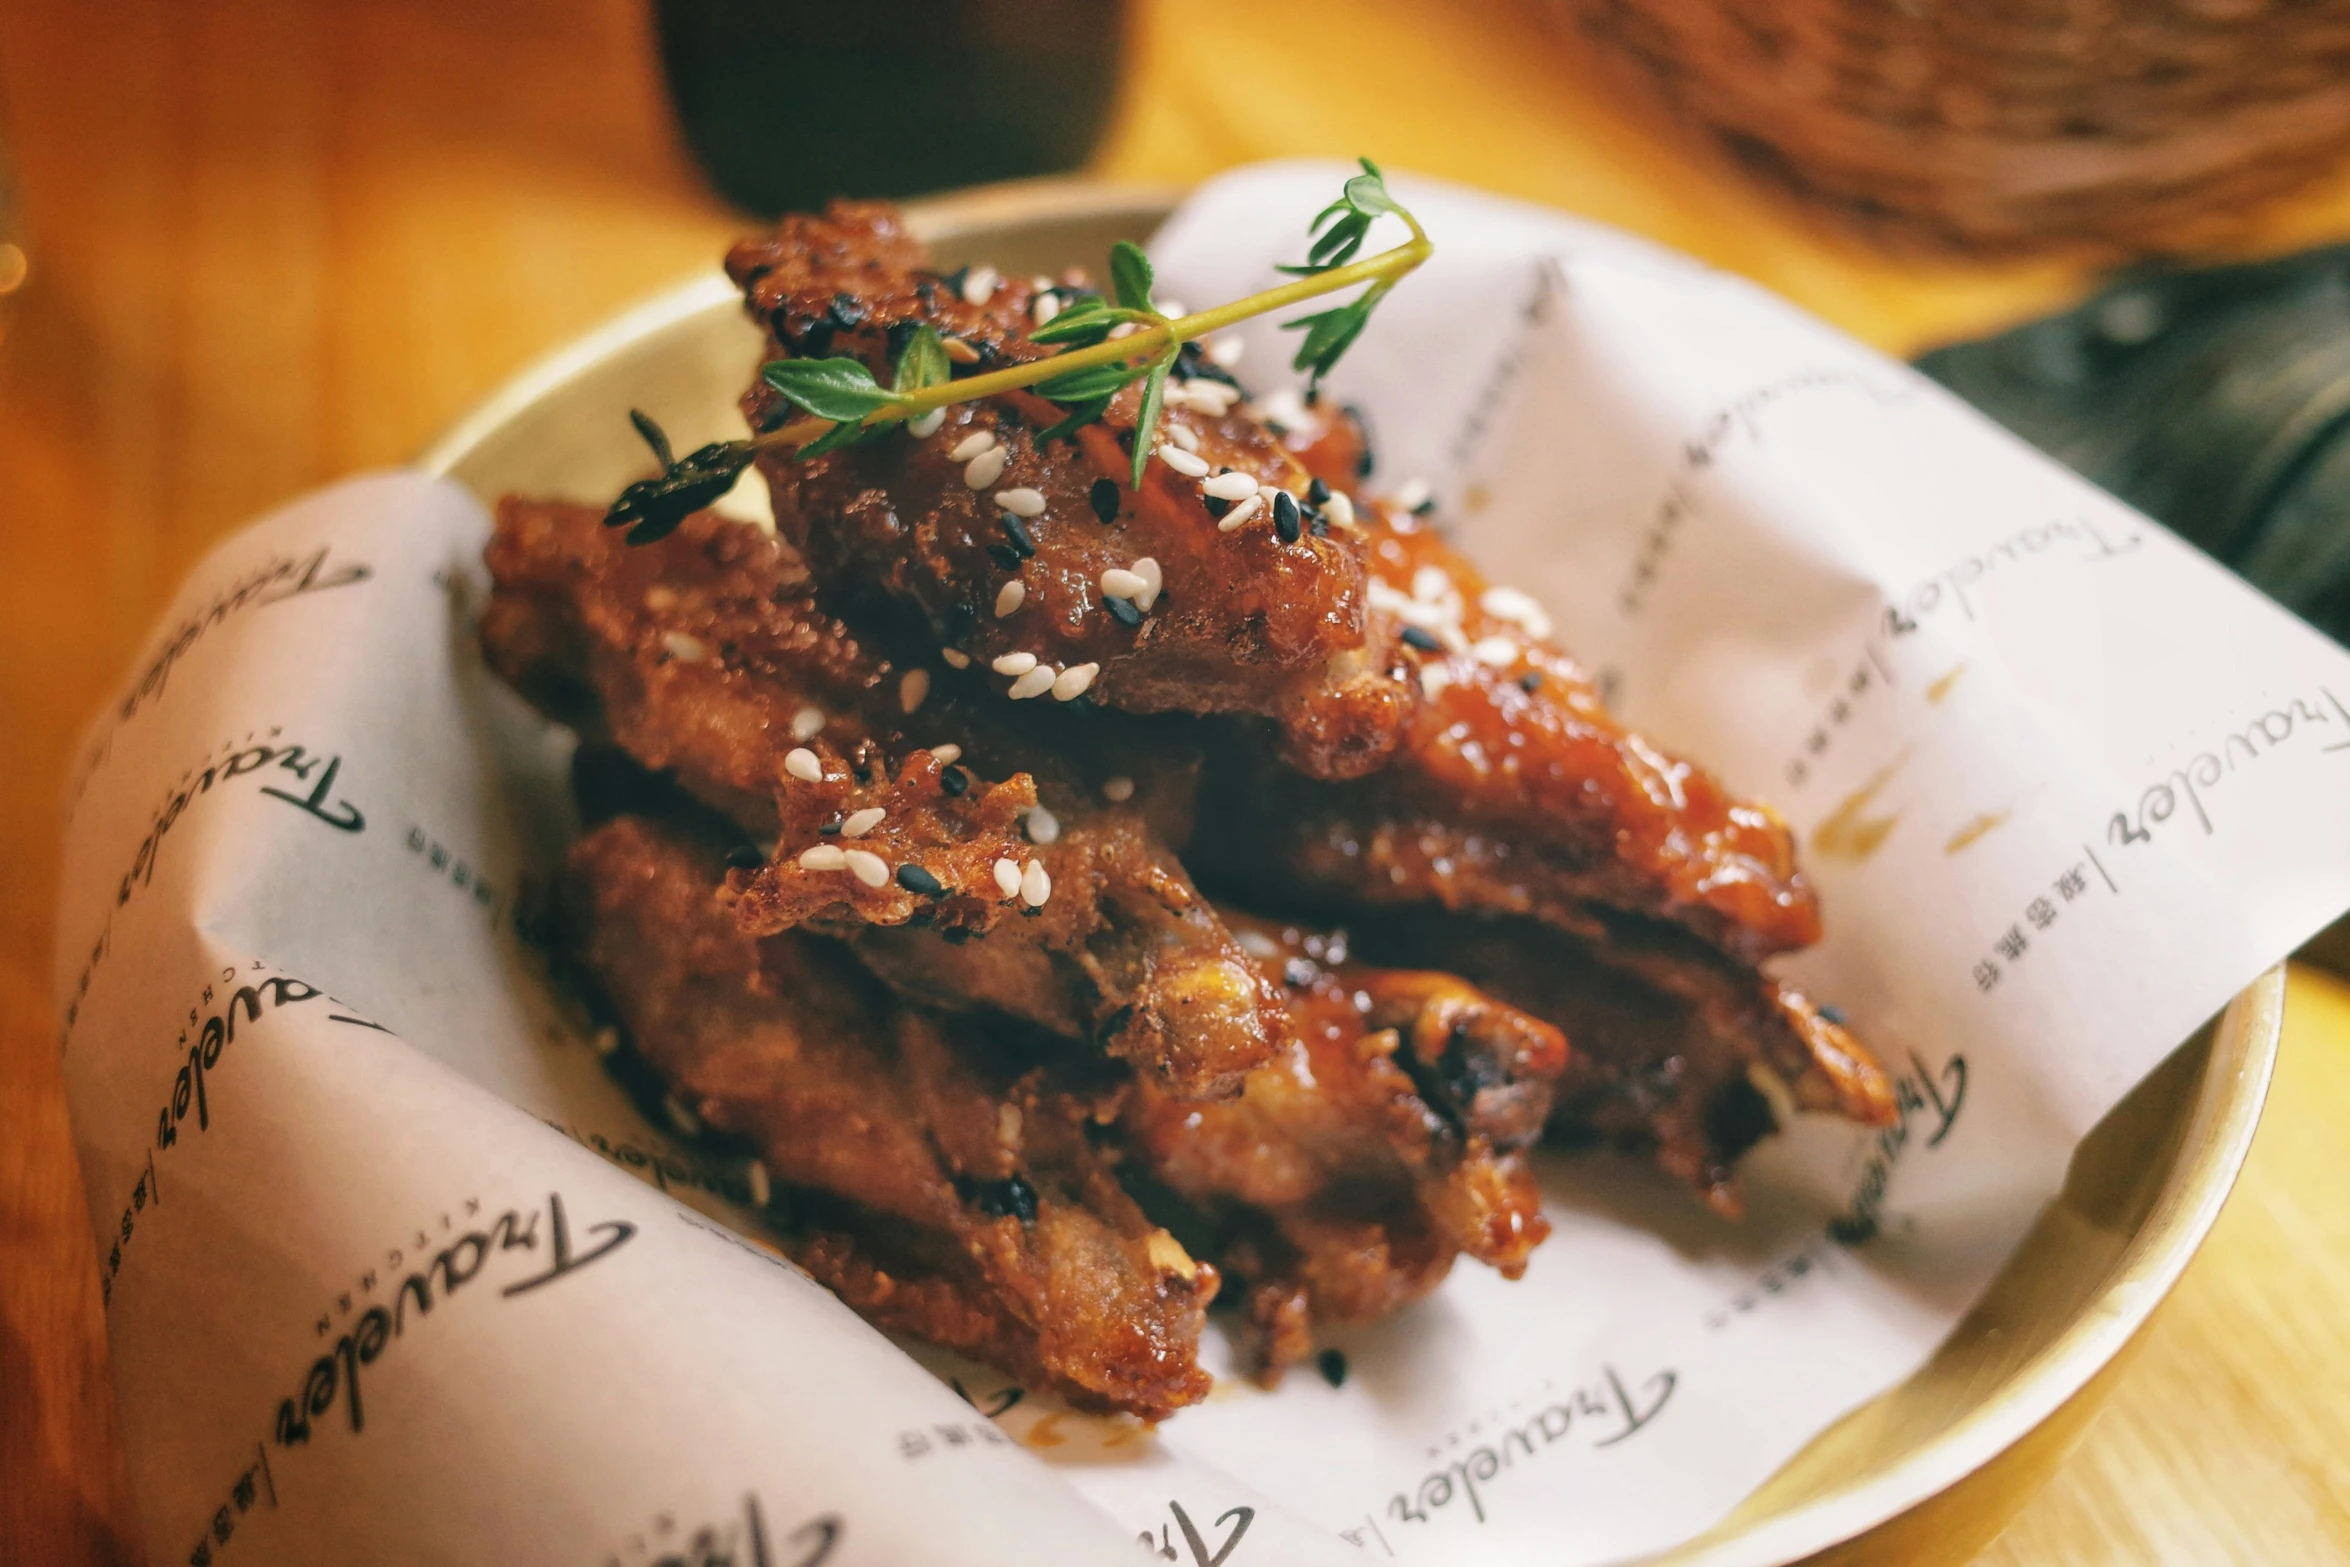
[1089,477,1121,525]
[818,821,842,836]
[941,265,971,295]
[1306,477,1331,505]
[1021,904,1043,918]
[1344,403,1377,477]
[1411,495,1436,516]
[998,513,1037,558]
[724,844,765,871]
[896,863,946,898]
[1518,670,1544,694]
[956,1172,1039,1224]
[1283,957,1318,988]
[1309,513,1329,537]
[1400,626,1443,653]
[940,765,969,797]
[828,293,867,331]
[1105,595,1142,627]
[985,544,1022,571]
[1203,495,1233,520]
[1272,490,1302,543]
[1318,1349,1348,1387]
[1819,1004,1848,1026]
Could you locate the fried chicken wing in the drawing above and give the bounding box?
[729,203,1416,781]
[560,813,1217,1419]
[482,496,1280,1099]
[1123,915,1568,1378]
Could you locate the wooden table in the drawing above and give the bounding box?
[2,2,2345,1562]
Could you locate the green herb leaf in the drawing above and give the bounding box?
[1036,358,1150,404]
[1028,294,1126,347]
[629,408,676,469]
[891,324,950,393]
[798,419,872,457]
[1129,356,1173,488]
[1108,241,1156,314]
[605,439,753,545]
[762,356,898,422]
[1284,296,1374,385]
[1343,157,1399,218]
[1036,395,1111,445]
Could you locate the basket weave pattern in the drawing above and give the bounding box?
[1559,0,2350,253]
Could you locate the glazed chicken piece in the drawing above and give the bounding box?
[1354,912,1892,1216]
[1123,916,1568,1378]
[482,497,1280,1099]
[729,202,1417,782]
[561,813,1218,1419]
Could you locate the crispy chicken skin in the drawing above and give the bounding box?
[728,203,1414,782]
[560,813,1218,1419]
[482,497,1281,1099]
[1124,916,1568,1378]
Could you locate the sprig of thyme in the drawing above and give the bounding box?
[607,160,1429,543]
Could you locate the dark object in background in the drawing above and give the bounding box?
[1919,248,2350,650]
[656,0,1127,217]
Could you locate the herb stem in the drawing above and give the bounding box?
[755,228,1434,454]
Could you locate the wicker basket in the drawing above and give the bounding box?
[1555,0,2350,255]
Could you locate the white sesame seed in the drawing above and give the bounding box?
[1235,929,1281,959]
[940,647,971,669]
[1394,478,1433,512]
[1157,445,1210,478]
[994,579,1026,617]
[1180,379,1238,414]
[662,631,707,663]
[665,1095,703,1137]
[997,1103,1022,1146]
[644,585,678,612]
[1131,557,1163,610]
[995,487,1046,517]
[1100,567,1149,599]
[1413,565,1454,604]
[844,848,890,887]
[790,706,827,741]
[799,845,848,871]
[941,336,981,364]
[841,806,887,838]
[1202,470,1259,501]
[1030,274,1055,292]
[1102,775,1135,802]
[1168,422,1200,452]
[1323,490,1356,528]
[1440,622,1472,656]
[1472,636,1520,667]
[1007,665,1057,700]
[908,408,945,438]
[784,747,823,783]
[1420,665,1453,700]
[1025,805,1061,845]
[1031,291,1062,326]
[592,1024,620,1057]
[961,264,1000,307]
[950,430,998,463]
[1108,321,1140,339]
[1020,859,1052,907]
[1207,335,1245,369]
[929,744,963,764]
[1252,388,1309,430]
[747,1158,771,1208]
[993,858,1023,898]
[899,668,930,712]
[963,446,1008,488]
[1052,663,1099,701]
[1215,493,1265,533]
[991,651,1038,676]
[1480,586,1553,639]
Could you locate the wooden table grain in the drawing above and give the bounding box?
[2,2,2345,1563]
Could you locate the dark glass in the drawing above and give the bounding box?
[656,0,1128,217]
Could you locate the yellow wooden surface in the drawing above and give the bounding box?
[2,2,2347,1563]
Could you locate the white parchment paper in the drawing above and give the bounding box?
[56,165,2350,1567]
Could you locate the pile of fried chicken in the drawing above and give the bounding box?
[479,202,1897,1422]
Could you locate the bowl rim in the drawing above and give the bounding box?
[414,175,2286,1567]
